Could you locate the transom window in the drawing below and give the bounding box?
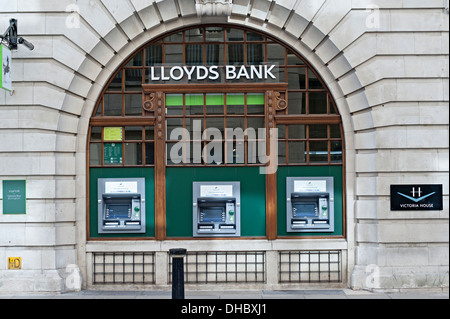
[89,26,343,168]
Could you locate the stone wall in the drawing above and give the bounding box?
[0,0,448,293]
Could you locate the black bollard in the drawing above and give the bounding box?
[169,248,187,299]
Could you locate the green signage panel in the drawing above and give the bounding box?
[2,180,26,214]
[104,143,123,165]
[1,44,13,91]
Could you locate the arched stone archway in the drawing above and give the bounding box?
[70,0,364,290]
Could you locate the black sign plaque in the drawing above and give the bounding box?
[390,185,443,211]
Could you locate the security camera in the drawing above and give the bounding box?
[18,37,34,51]
[0,19,34,51]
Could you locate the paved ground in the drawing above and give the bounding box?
[1,288,448,299]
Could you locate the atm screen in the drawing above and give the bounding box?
[107,204,130,219]
[201,207,225,222]
[293,203,317,217]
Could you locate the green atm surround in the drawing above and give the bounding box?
[88,166,343,239]
[277,166,344,237]
[89,168,155,238]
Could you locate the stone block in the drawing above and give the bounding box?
[79,0,116,38]
[156,0,178,22]
[120,15,145,40]
[284,12,309,38]
[390,9,446,32]
[101,0,135,23]
[294,0,326,22]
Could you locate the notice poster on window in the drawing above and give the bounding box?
[2,180,26,214]
[104,143,123,164]
[104,127,123,141]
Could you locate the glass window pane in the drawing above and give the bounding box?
[166,118,184,141]
[226,93,245,115]
[227,28,244,42]
[247,117,265,131]
[247,31,264,41]
[89,143,102,166]
[107,71,122,91]
[186,44,203,66]
[288,125,306,139]
[165,32,183,42]
[103,94,122,116]
[309,125,328,139]
[124,69,142,91]
[247,44,264,65]
[331,141,342,163]
[206,44,224,65]
[167,143,185,165]
[204,142,224,165]
[288,67,306,90]
[289,141,306,163]
[186,118,203,138]
[309,141,328,163]
[277,125,286,139]
[288,92,306,115]
[267,44,285,65]
[145,127,154,141]
[227,44,244,64]
[90,127,102,141]
[124,94,142,116]
[125,126,143,141]
[278,141,286,165]
[226,118,245,131]
[205,118,225,138]
[145,143,155,165]
[309,92,328,114]
[308,69,324,89]
[226,140,245,164]
[186,94,204,116]
[166,94,184,116]
[287,49,304,66]
[330,125,341,138]
[165,45,183,64]
[145,45,163,66]
[247,93,265,115]
[205,27,224,42]
[125,143,143,165]
[206,94,224,115]
[186,28,203,42]
[126,50,143,67]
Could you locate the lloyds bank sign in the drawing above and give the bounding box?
[148,64,278,82]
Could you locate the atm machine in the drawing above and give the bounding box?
[286,177,334,233]
[97,178,146,234]
[193,182,240,237]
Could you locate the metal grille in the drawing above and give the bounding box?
[279,251,341,283]
[93,252,155,285]
[169,251,266,284]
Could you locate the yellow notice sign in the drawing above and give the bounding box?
[104,127,123,141]
[8,257,22,270]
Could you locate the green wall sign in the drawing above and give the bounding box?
[2,180,26,214]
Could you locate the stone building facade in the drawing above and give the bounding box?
[0,0,448,294]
